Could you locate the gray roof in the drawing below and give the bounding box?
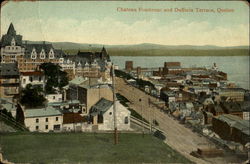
[0,63,19,76]
[90,98,113,116]
[1,23,23,47]
[216,114,249,135]
[24,106,62,118]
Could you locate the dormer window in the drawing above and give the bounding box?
[40,48,46,59]
[11,38,16,46]
[31,48,37,59]
[49,48,54,59]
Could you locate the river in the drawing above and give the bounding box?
[111,56,249,90]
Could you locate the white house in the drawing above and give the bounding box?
[46,93,63,103]
[89,98,131,131]
[24,106,63,132]
[20,71,45,89]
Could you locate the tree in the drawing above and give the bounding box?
[20,84,46,108]
[16,103,24,125]
[40,62,69,93]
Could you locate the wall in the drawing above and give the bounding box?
[25,115,63,132]
[98,101,131,131]
[46,94,63,103]
[86,87,113,113]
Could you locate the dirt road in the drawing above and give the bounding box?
[115,77,241,164]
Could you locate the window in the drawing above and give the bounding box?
[46,118,48,122]
[53,124,61,130]
[56,117,58,121]
[109,112,112,115]
[36,126,39,130]
[39,77,42,82]
[124,116,129,124]
[53,96,56,100]
[29,77,33,82]
[45,125,48,129]
[36,118,39,123]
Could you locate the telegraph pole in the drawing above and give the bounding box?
[111,63,118,144]
[139,98,144,137]
[149,98,152,133]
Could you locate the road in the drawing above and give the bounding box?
[115,77,240,164]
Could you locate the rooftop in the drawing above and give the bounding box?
[216,114,249,135]
[21,71,44,76]
[63,113,86,124]
[90,98,113,116]
[24,106,62,118]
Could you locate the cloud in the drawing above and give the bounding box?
[1,16,249,46]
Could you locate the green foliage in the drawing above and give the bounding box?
[116,93,149,123]
[136,79,155,90]
[128,107,149,124]
[114,70,134,80]
[40,62,69,93]
[0,133,192,163]
[20,84,46,108]
[0,108,14,119]
[16,104,24,125]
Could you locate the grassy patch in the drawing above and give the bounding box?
[0,133,192,163]
[116,93,149,123]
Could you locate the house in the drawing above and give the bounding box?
[218,88,245,102]
[20,71,45,89]
[220,101,245,118]
[24,106,63,132]
[212,114,250,145]
[1,23,62,71]
[89,98,131,131]
[0,63,20,99]
[66,77,113,114]
[62,113,91,132]
[46,93,63,103]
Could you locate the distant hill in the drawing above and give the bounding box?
[23,40,249,56]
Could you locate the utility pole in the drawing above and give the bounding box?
[139,98,144,137]
[149,98,152,133]
[112,63,118,144]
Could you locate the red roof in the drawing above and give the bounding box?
[21,71,44,76]
[63,113,86,124]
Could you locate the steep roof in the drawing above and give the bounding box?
[7,23,16,35]
[90,98,113,116]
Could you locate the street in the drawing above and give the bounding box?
[115,77,241,164]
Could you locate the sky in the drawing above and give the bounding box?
[1,1,249,46]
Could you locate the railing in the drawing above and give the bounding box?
[130,115,165,134]
[0,112,29,131]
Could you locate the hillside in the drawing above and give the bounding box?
[23,41,249,56]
